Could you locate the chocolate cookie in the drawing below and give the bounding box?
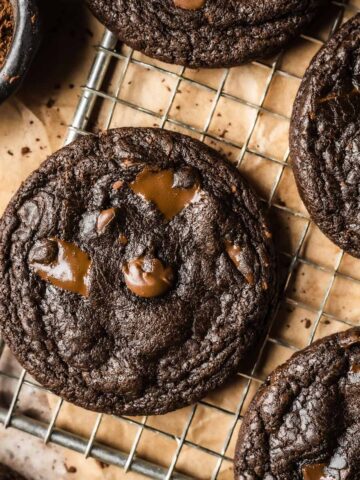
[0,464,27,480]
[235,327,360,479]
[0,128,277,416]
[290,14,360,258]
[87,0,326,68]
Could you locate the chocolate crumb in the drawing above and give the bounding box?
[21,147,31,155]
[46,98,56,108]
[64,464,77,474]
[304,318,312,329]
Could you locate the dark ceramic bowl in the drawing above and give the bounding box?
[0,0,41,103]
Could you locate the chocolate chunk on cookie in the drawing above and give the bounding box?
[87,0,327,68]
[0,128,277,416]
[290,14,360,257]
[235,327,360,479]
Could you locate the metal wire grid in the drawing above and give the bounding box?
[1,2,360,478]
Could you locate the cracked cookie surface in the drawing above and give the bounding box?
[87,0,326,68]
[0,128,276,415]
[290,14,360,258]
[235,327,360,479]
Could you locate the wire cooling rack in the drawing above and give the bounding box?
[1,2,360,479]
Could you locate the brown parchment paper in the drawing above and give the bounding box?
[1,1,360,479]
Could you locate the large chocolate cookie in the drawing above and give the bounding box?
[0,464,27,480]
[235,327,360,479]
[87,0,326,68]
[290,14,360,258]
[0,128,277,415]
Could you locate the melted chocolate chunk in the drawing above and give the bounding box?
[31,238,92,297]
[302,464,327,480]
[351,364,360,374]
[97,208,117,233]
[123,256,173,298]
[112,180,123,190]
[173,0,205,9]
[225,241,255,285]
[130,167,199,220]
[118,233,128,246]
